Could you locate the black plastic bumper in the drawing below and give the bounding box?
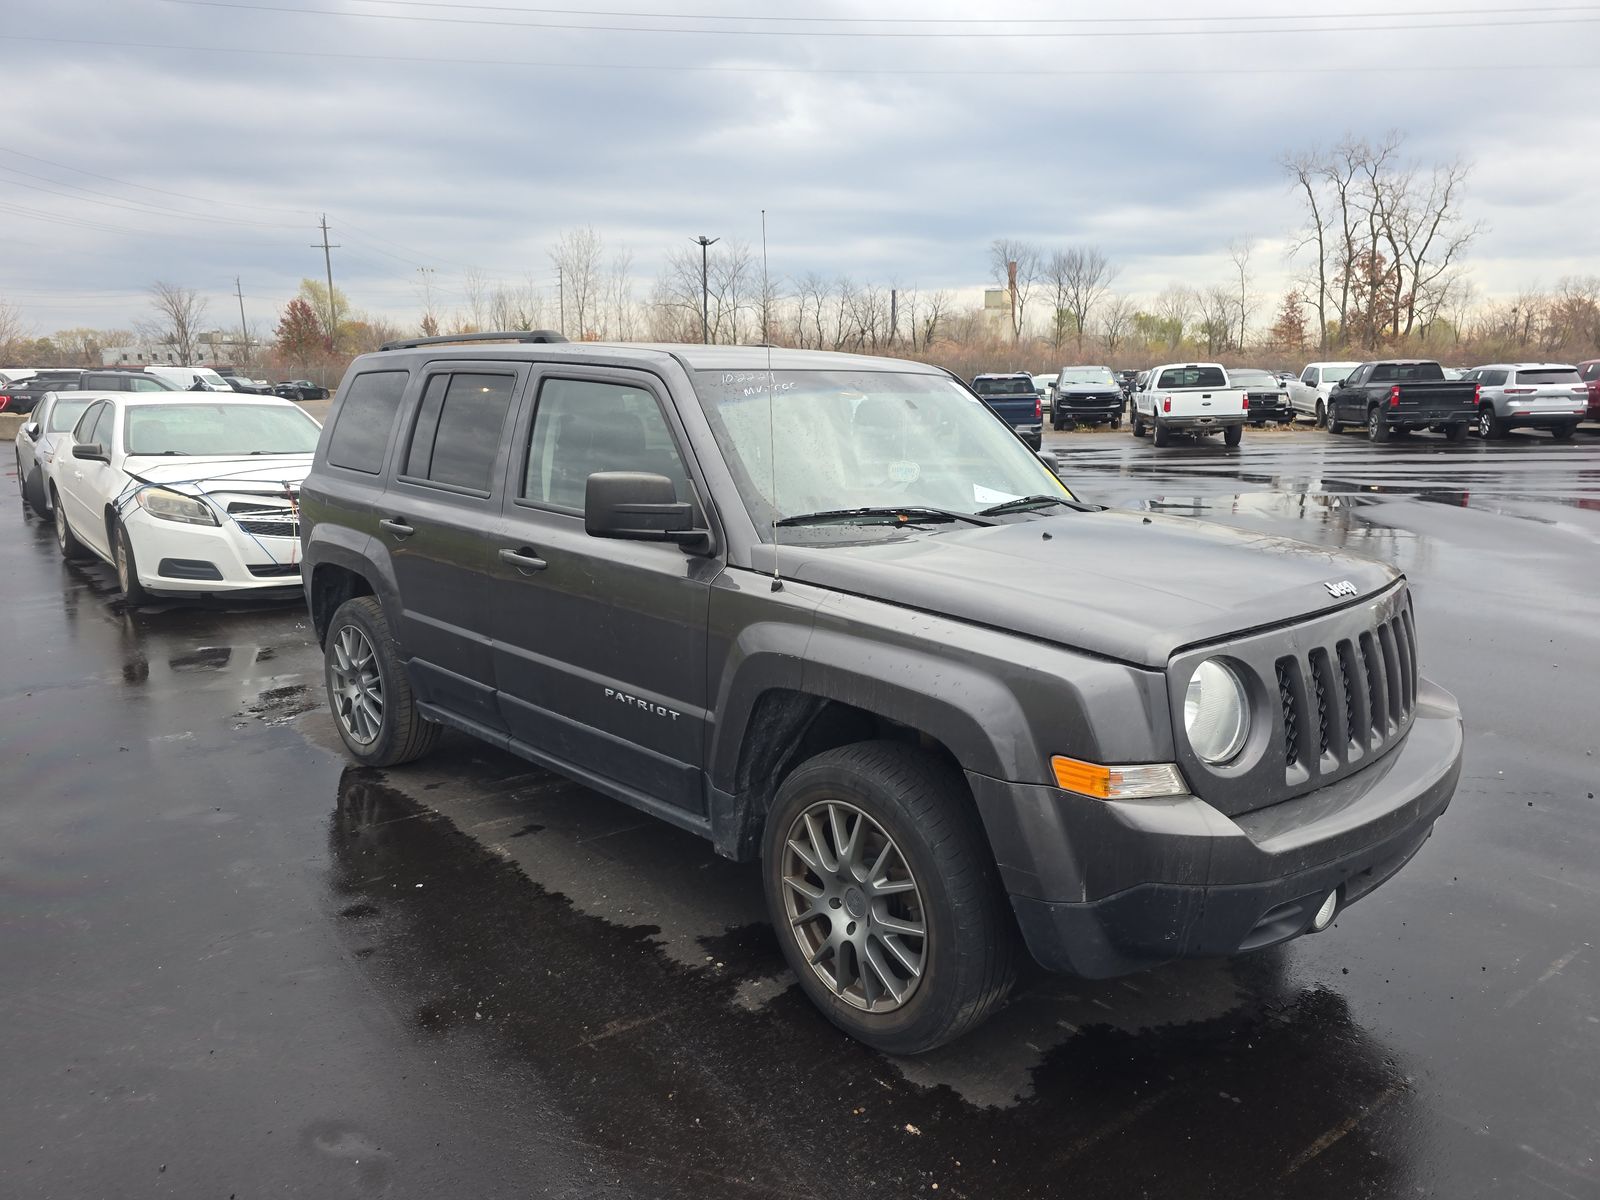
[969,678,1463,978]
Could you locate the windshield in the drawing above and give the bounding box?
[1056,368,1117,387]
[691,369,1070,536]
[1229,370,1277,386]
[972,377,1036,396]
[124,403,321,456]
[47,398,93,432]
[1322,366,1356,384]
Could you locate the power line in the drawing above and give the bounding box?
[0,164,308,229]
[0,145,315,217]
[160,0,1600,38]
[0,33,1579,75]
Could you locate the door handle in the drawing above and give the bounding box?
[379,517,414,539]
[498,547,548,573]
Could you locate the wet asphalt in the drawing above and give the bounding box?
[3,424,1598,1199]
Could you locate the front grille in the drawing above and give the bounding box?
[1276,608,1417,783]
[228,500,299,539]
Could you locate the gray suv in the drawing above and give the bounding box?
[1466,362,1587,439]
[299,332,1464,1053]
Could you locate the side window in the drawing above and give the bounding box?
[73,401,103,443]
[401,372,516,493]
[521,377,690,512]
[1482,369,1507,387]
[130,377,166,392]
[89,403,114,448]
[1302,368,1318,385]
[326,370,409,474]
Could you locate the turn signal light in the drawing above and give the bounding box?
[1050,755,1187,801]
[1162,398,1172,413]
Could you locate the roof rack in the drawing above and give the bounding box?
[378,330,569,351]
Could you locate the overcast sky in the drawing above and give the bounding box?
[4,0,1597,336]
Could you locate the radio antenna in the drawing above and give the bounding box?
[763,207,782,592]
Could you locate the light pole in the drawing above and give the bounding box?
[693,235,719,344]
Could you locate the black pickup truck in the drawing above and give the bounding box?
[1326,360,1478,443]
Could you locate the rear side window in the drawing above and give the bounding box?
[402,372,516,493]
[326,370,408,474]
[1513,368,1580,385]
[1479,369,1508,387]
[1156,366,1227,389]
[1580,363,1599,381]
[522,377,690,512]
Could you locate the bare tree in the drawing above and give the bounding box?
[607,250,636,340]
[1060,247,1117,356]
[989,238,1041,341]
[1197,286,1235,355]
[414,268,441,336]
[549,226,604,339]
[1154,285,1194,351]
[141,282,209,363]
[919,289,952,348]
[1228,239,1257,349]
[1282,148,1332,352]
[460,268,488,332]
[1099,294,1137,359]
[0,299,26,359]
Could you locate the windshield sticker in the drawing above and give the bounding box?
[974,484,1021,505]
[888,460,921,484]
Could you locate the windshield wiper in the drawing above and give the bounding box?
[775,506,996,529]
[976,494,1094,516]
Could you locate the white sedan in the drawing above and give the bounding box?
[51,394,321,602]
[14,390,104,515]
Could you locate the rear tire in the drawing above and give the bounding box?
[53,489,91,561]
[1368,408,1391,443]
[1153,420,1172,447]
[1110,417,1121,430]
[1315,400,1327,428]
[1445,422,1468,442]
[1224,423,1243,447]
[324,595,441,767]
[762,740,1018,1055]
[1478,405,1504,440]
[1131,409,1145,437]
[1552,422,1577,441]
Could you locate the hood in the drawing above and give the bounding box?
[125,454,314,492]
[762,509,1400,667]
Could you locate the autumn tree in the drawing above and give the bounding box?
[1268,291,1309,354]
[276,297,324,365]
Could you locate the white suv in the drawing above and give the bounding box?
[1465,364,1587,440]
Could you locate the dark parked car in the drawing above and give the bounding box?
[1050,366,1124,430]
[969,372,1043,448]
[274,379,331,401]
[1580,360,1600,424]
[1229,368,1294,426]
[0,370,82,414]
[225,376,275,395]
[299,333,1463,1053]
[63,370,179,392]
[1325,360,1478,442]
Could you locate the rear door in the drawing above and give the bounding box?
[489,366,715,817]
[381,362,525,733]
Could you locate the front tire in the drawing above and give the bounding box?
[762,741,1017,1054]
[324,595,441,767]
[112,520,150,605]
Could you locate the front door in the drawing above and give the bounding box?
[489,369,715,816]
[382,363,525,734]
[62,400,117,556]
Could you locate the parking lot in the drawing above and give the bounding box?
[3,425,1597,1199]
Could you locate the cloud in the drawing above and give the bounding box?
[2,0,1594,333]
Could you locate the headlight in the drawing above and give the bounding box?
[1184,658,1249,764]
[135,487,218,526]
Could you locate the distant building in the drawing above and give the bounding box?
[983,288,1012,335]
[102,331,250,367]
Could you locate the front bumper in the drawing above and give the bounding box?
[969,677,1463,978]
[126,510,304,595]
[1054,396,1123,425]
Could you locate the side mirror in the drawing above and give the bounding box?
[21,421,40,440]
[1037,449,1060,472]
[585,471,705,546]
[72,442,108,463]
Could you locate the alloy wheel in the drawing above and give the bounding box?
[115,533,130,592]
[1479,408,1493,438]
[779,800,927,1013]
[54,501,68,548]
[330,624,384,745]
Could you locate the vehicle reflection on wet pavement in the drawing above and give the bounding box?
[3,430,1597,1198]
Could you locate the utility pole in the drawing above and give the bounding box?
[693,235,719,344]
[234,276,249,365]
[889,289,897,345]
[557,266,565,337]
[312,214,340,352]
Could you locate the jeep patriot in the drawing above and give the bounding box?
[300,332,1464,1053]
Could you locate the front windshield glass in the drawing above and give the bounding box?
[691,369,1070,536]
[1230,370,1276,386]
[972,377,1036,396]
[47,398,93,433]
[124,403,321,456]
[1056,368,1117,386]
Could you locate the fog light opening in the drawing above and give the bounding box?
[1311,889,1340,932]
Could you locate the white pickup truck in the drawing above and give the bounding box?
[1130,362,1248,447]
